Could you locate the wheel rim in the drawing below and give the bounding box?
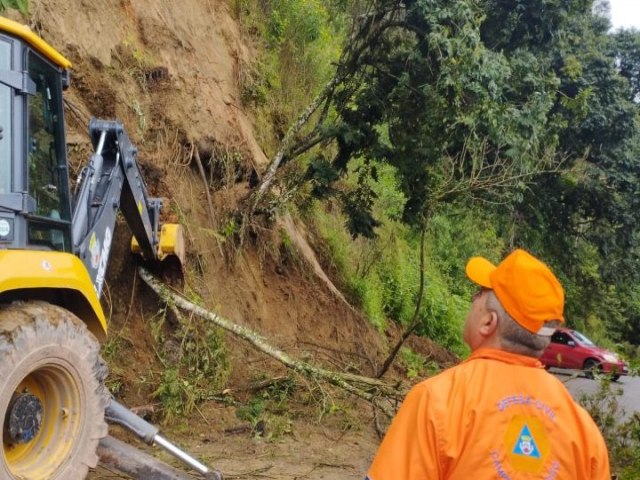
[3,363,82,478]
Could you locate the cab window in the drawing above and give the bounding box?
[26,51,70,251]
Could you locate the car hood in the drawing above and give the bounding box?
[589,347,625,362]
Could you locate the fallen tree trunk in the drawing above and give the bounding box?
[138,267,402,417]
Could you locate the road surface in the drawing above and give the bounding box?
[552,369,640,419]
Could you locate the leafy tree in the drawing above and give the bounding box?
[250,0,576,374]
[611,28,640,102]
[478,0,640,342]
[255,0,562,230]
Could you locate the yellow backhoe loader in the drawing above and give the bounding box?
[0,16,219,479]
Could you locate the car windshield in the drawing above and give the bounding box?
[572,330,595,346]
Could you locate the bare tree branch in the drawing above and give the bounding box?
[250,4,409,212]
[375,143,568,376]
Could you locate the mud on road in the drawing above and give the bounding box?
[89,419,378,480]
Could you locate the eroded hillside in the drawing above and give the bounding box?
[6,1,455,477]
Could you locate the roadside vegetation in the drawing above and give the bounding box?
[230,0,640,474]
[579,377,640,479]
[0,0,28,15]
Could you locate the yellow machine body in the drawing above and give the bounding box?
[0,251,107,339]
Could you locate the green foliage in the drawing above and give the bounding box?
[150,308,230,423]
[426,205,505,296]
[236,377,296,439]
[246,0,640,351]
[219,218,239,239]
[611,29,640,102]
[312,193,502,355]
[578,378,640,478]
[342,164,382,238]
[236,397,265,427]
[233,0,344,156]
[399,347,441,379]
[101,337,126,395]
[328,0,560,231]
[152,367,199,423]
[619,343,640,375]
[492,2,640,344]
[265,0,327,47]
[0,0,28,15]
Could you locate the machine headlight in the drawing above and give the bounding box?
[602,353,619,363]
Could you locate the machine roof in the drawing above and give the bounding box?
[0,16,71,69]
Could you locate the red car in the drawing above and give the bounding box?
[540,328,628,380]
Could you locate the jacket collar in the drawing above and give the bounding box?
[465,348,544,369]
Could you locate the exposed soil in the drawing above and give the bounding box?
[12,1,458,478]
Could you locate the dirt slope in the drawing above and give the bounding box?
[14,1,457,478]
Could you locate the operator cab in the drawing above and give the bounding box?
[0,17,72,252]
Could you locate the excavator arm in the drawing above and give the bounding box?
[69,120,211,477]
[71,118,184,296]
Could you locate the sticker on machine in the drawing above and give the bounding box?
[89,232,101,269]
[0,219,10,237]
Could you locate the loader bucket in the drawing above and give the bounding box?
[157,223,186,265]
[131,223,186,266]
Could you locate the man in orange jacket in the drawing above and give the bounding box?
[366,248,610,480]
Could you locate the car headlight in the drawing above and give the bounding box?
[602,353,619,363]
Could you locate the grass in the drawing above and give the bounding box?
[310,195,484,356]
[236,376,297,440]
[232,0,344,158]
[0,0,28,15]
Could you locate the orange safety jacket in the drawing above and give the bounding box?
[367,348,610,480]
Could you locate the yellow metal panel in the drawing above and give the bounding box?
[0,250,106,334]
[131,223,186,265]
[0,16,72,69]
[158,223,185,264]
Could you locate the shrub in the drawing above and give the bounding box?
[149,307,230,423]
[578,377,640,479]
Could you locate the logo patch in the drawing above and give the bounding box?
[512,425,541,458]
[504,415,550,474]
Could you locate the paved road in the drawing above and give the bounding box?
[552,369,640,419]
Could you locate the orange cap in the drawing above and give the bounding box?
[465,249,565,335]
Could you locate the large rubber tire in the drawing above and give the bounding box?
[0,301,109,480]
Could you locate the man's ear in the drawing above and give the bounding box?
[479,311,499,337]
